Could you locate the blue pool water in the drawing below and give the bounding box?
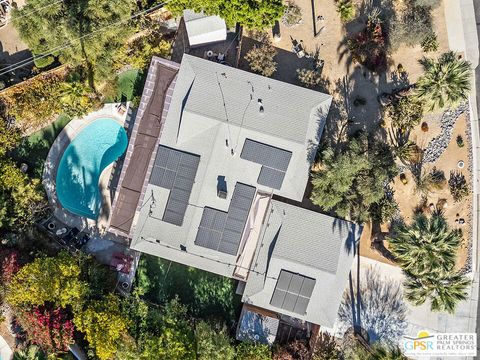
[56,118,128,219]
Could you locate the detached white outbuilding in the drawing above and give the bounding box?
[183,10,227,47]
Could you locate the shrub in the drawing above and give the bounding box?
[348,13,387,72]
[115,29,172,71]
[387,96,424,131]
[16,306,74,353]
[370,186,400,223]
[421,33,439,53]
[245,41,277,77]
[336,0,356,22]
[0,250,20,283]
[33,56,55,69]
[0,71,97,131]
[235,342,271,360]
[296,68,322,88]
[282,2,302,27]
[456,135,465,147]
[273,340,310,359]
[414,167,446,196]
[421,122,429,132]
[389,6,432,50]
[449,171,469,202]
[312,332,340,360]
[195,321,235,360]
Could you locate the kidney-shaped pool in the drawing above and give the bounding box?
[56,118,128,219]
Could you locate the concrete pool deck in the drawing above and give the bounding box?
[43,103,131,234]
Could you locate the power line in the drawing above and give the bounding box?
[140,236,280,281]
[0,0,170,77]
[9,0,64,22]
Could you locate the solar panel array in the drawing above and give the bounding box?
[240,139,292,190]
[270,270,316,315]
[195,183,256,255]
[149,146,200,226]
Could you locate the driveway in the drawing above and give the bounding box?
[336,256,478,358]
[0,335,12,360]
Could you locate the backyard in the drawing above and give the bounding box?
[10,69,145,179]
[136,254,242,325]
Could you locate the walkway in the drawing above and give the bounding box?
[0,334,12,360]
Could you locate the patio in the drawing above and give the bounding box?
[42,103,132,234]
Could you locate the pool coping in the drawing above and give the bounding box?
[43,103,130,232]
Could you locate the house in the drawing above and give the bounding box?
[109,54,362,343]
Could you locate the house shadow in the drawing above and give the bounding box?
[338,264,407,345]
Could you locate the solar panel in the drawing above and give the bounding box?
[258,167,286,190]
[240,139,292,190]
[195,183,255,255]
[270,270,315,315]
[149,146,200,226]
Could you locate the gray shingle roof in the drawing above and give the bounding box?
[181,55,331,143]
[242,200,362,327]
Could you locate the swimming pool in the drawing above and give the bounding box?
[56,118,128,219]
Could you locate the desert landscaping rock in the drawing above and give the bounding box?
[423,103,469,164]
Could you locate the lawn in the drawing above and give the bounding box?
[105,69,146,103]
[136,254,242,325]
[12,114,72,179]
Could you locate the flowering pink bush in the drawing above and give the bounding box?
[18,306,74,353]
[0,250,20,283]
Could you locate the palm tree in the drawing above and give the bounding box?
[59,82,92,114]
[387,213,461,276]
[415,51,471,111]
[404,270,470,313]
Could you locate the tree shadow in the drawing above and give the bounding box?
[338,265,407,345]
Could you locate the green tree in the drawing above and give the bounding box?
[245,41,277,77]
[195,321,235,360]
[12,0,136,89]
[387,213,470,313]
[74,294,130,360]
[166,0,284,30]
[404,270,470,313]
[387,213,460,275]
[138,298,195,360]
[415,52,471,111]
[310,135,397,222]
[235,342,271,360]
[7,251,87,308]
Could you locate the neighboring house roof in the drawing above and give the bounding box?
[183,10,227,47]
[126,54,359,326]
[242,200,362,328]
